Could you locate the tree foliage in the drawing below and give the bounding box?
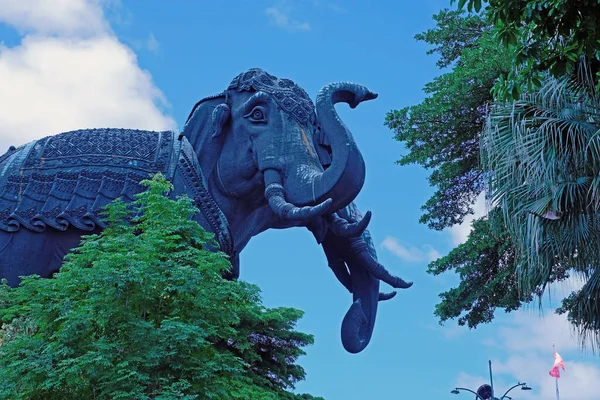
[391,2,600,335]
[0,173,324,400]
[452,0,600,99]
[385,9,510,230]
[386,10,533,328]
[428,210,524,327]
[482,71,600,347]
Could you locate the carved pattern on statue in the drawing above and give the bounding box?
[22,129,174,173]
[177,151,233,257]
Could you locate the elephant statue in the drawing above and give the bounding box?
[0,68,412,354]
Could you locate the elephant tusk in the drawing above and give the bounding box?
[327,211,371,237]
[378,291,397,301]
[264,169,332,221]
[265,183,332,220]
[350,238,413,289]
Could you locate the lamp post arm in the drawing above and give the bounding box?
[454,387,484,400]
[501,383,524,399]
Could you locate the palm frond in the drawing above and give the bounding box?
[481,69,600,348]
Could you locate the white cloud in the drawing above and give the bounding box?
[381,236,440,263]
[0,0,175,154]
[0,0,109,37]
[493,354,600,400]
[448,193,487,245]
[265,6,310,32]
[455,309,600,400]
[493,311,583,353]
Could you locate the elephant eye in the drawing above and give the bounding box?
[244,106,267,123]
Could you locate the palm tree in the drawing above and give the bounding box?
[481,64,600,348]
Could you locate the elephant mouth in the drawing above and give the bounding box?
[240,158,259,180]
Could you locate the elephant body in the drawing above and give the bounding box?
[0,129,237,286]
[0,68,412,354]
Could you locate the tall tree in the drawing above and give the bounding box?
[482,71,600,347]
[385,9,540,328]
[0,174,324,400]
[385,9,503,231]
[393,4,600,332]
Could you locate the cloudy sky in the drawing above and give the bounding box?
[1,1,598,399]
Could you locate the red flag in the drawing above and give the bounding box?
[549,350,565,378]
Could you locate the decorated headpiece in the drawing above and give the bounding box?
[227,68,317,128]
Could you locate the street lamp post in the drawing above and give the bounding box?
[451,387,484,400]
[450,360,532,400]
[500,383,532,399]
[489,360,495,399]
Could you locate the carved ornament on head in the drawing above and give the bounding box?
[226,68,317,129]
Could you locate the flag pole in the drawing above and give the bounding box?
[553,343,560,400]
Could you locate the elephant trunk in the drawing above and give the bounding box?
[313,83,375,212]
[283,83,376,212]
[341,265,380,354]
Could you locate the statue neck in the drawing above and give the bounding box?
[179,112,279,258]
[206,171,275,255]
[177,143,273,260]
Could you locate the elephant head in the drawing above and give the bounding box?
[181,69,377,227]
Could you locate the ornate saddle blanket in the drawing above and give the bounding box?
[0,128,181,233]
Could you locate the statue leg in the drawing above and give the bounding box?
[322,233,400,301]
[322,237,353,293]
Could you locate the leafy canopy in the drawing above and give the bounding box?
[385,10,539,328]
[390,2,600,334]
[0,173,324,400]
[429,209,527,328]
[385,9,510,231]
[452,0,600,99]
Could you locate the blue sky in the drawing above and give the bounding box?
[0,1,599,399]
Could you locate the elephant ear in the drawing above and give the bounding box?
[180,92,228,153]
[211,104,231,138]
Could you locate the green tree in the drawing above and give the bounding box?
[452,0,600,99]
[428,210,524,328]
[0,173,324,400]
[385,10,505,231]
[391,6,600,335]
[385,9,542,328]
[482,71,600,347]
